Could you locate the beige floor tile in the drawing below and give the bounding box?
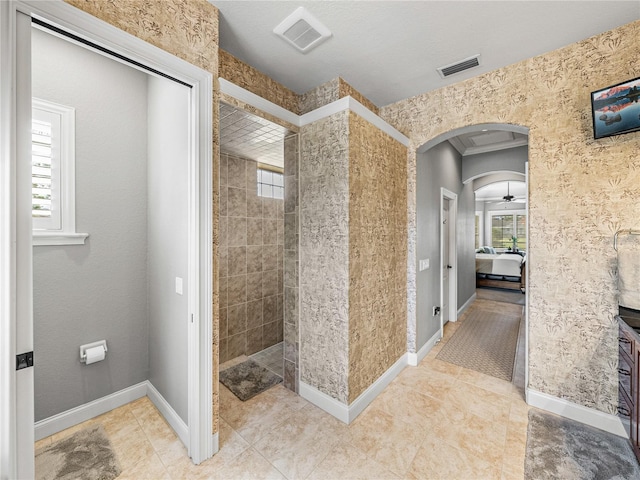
[139,411,181,453]
[253,403,347,479]
[34,436,52,451]
[221,388,295,445]
[426,407,508,470]
[456,367,516,397]
[208,448,286,480]
[416,357,462,377]
[215,418,251,464]
[112,424,157,470]
[307,441,400,480]
[220,355,250,371]
[263,384,310,411]
[117,452,171,480]
[370,382,443,430]
[408,436,501,480]
[394,364,457,400]
[444,380,511,425]
[347,404,425,476]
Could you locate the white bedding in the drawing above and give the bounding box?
[476,253,524,277]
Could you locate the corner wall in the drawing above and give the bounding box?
[64,0,221,433]
[32,27,149,421]
[381,19,640,415]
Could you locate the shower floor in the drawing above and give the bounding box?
[249,342,283,378]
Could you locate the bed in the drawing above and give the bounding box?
[476,252,526,293]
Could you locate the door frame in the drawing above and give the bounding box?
[0,1,213,476]
[440,188,457,338]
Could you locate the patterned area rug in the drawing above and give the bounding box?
[35,425,121,480]
[220,358,282,401]
[525,409,640,479]
[436,308,520,381]
[476,287,525,305]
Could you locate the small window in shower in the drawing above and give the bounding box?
[257,168,284,199]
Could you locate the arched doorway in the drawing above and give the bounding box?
[413,123,529,393]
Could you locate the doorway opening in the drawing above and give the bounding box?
[2,3,213,476]
[415,123,529,392]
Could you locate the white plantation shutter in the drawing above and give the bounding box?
[31,98,85,245]
[31,117,55,223]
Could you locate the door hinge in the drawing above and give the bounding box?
[16,351,34,370]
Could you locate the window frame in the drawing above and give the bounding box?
[32,98,87,246]
[257,167,284,199]
[488,209,527,251]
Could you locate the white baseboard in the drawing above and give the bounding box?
[300,353,408,424]
[457,293,476,318]
[147,381,189,448]
[35,382,147,441]
[212,432,219,455]
[527,388,627,437]
[407,330,441,366]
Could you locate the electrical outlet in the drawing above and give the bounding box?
[433,306,441,316]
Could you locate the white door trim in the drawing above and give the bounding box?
[1,1,214,475]
[440,188,457,338]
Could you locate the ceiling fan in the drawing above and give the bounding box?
[499,182,526,204]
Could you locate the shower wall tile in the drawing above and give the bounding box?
[227,187,247,217]
[227,218,247,247]
[219,152,283,360]
[227,247,246,276]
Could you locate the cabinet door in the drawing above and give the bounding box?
[634,348,640,450]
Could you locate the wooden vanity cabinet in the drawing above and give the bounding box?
[618,316,640,461]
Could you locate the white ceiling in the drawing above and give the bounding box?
[475,181,526,202]
[212,1,640,107]
[219,102,288,167]
[449,130,528,156]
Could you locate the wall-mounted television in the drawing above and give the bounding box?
[591,77,640,139]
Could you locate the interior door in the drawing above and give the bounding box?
[442,198,450,326]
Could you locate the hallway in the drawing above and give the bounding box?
[36,295,529,479]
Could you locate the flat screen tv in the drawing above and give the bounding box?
[591,77,640,139]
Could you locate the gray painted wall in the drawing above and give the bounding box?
[416,142,475,350]
[32,28,149,420]
[147,77,190,424]
[462,145,527,183]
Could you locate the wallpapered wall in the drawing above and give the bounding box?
[64,0,221,432]
[219,49,300,114]
[380,19,640,414]
[299,110,407,404]
[348,112,407,402]
[300,111,351,403]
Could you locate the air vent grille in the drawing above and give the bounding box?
[437,54,481,78]
[274,7,331,53]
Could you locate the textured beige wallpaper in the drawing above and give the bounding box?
[63,0,221,432]
[299,78,379,115]
[380,20,640,414]
[219,49,300,114]
[348,112,407,402]
[340,79,379,115]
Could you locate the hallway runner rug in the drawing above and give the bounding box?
[436,308,520,381]
[524,409,640,479]
[220,358,282,401]
[35,424,121,480]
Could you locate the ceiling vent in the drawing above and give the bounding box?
[274,7,331,53]
[437,54,481,78]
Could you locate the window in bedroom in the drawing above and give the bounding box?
[475,211,483,249]
[32,98,88,246]
[490,211,526,250]
[257,167,284,199]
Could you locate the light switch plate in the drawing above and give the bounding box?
[419,258,430,271]
[175,277,183,295]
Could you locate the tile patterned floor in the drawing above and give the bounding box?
[250,342,284,378]
[36,296,529,479]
